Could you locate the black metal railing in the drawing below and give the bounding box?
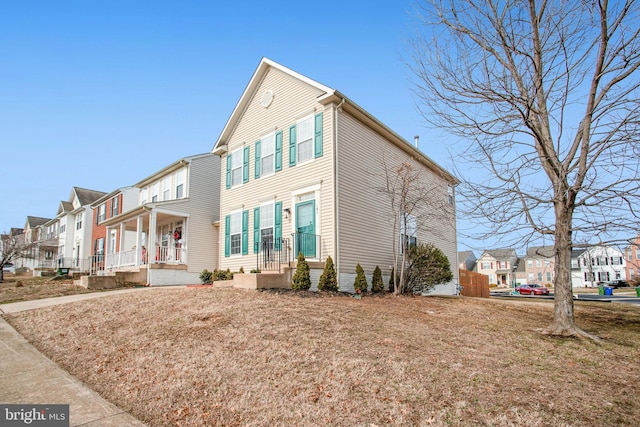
[255,237,290,272]
[291,232,320,260]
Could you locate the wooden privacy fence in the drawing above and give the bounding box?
[459,270,490,298]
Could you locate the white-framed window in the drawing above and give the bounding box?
[110,196,119,217]
[481,261,492,270]
[151,183,159,203]
[546,272,552,281]
[94,238,104,255]
[611,256,622,265]
[261,133,275,176]
[230,149,243,187]
[109,230,117,254]
[528,273,534,281]
[598,271,610,282]
[75,215,82,230]
[636,250,640,260]
[630,268,635,278]
[447,185,454,206]
[400,214,417,252]
[297,115,314,164]
[230,211,242,256]
[535,259,542,267]
[176,169,185,199]
[571,259,579,268]
[97,204,106,223]
[141,187,148,205]
[163,176,171,201]
[545,260,551,267]
[527,259,533,268]
[260,202,274,246]
[537,272,542,281]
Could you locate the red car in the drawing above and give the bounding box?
[515,284,550,295]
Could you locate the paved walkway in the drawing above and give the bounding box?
[0,288,153,426]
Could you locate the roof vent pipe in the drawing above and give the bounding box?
[414,135,419,148]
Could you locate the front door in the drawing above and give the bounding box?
[295,200,316,258]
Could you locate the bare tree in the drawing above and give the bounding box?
[380,156,454,294]
[410,0,640,338]
[0,231,35,282]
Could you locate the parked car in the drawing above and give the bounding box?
[515,284,550,295]
[599,280,629,289]
[2,263,16,274]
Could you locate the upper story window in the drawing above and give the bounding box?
[481,261,493,270]
[527,259,533,268]
[260,133,275,177]
[141,187,148,205]
[97,204,106,223]
[75,215,82,230]
[226,147,249,189]
[151,183,159,203]
[163,176,171,201]
[448,185,454,206]
[176,169,185,198]
[289,112,323,167]
[110,196,119,217]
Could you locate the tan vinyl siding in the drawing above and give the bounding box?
[152,155,221,273]
[336,112,458,289]
[219,67,336,272]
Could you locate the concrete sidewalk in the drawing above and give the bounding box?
[0,289,153,426]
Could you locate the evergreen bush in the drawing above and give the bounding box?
[388,268,395,293]
[354,263,368,293]
[199,269,213,284]
[292,252,311,290]
[318,256,338,291]
[371,265,384,293]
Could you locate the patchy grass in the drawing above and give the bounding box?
[0,276,99,304]
[4,289,640,426]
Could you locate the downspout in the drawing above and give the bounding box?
[334,98,346,287]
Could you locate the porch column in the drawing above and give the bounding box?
[119,222,126,267]
[181,218,187,265]
[148,211,157,265]
[136,216,144,266]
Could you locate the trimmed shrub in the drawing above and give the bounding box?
[354,263,368,293]
[318,256,338,292]
[292,252,311,290]
[199,269,213,284]
[404,243,453,294]
[371,265,384,293]
[239,266,245,274]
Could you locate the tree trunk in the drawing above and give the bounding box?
[544,202,600,340]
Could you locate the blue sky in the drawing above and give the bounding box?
[1,1,470,247]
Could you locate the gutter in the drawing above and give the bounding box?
[334,98,346,286]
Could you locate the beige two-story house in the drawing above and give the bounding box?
[212,58,459,293]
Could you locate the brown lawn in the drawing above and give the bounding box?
[4,288,640,426]
[0,276,100,304]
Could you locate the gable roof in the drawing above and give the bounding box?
[482,248,517,260]
[25,216,51,228]
[57,201,74,215]
[134,152,213,189]
[73,187,108,206]
[526,246,555,258]
[211,57,458,184]
[458,250,475,261]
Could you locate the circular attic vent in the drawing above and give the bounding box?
[261,89,274,108]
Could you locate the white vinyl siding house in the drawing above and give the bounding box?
[213,58,458,293]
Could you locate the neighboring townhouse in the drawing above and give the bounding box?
[458,251,476,271]
[99,153,220,286]
[475,249,518,287]
[90,186,139,273]
[212,58,459,293]
[524,246,555,285]
[21,216,57,271]
[623,236,640,282]
[54,187,108,270]
[571,245,626,287]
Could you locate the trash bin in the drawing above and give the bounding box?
[57,267,69,276]
[604,286,613,296]
[636,287,640,297]
[598,285,605,295]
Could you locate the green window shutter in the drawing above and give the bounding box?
[254,140,261,179]
[314,112,323,158]
[225,154,232,189]
[253,207,260,254]
[275,131,283,172]
[243,146,250,183]
[242,210,249,255]
[224,215,230,257]
[274,201,282,250]
[289,125,297,167]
